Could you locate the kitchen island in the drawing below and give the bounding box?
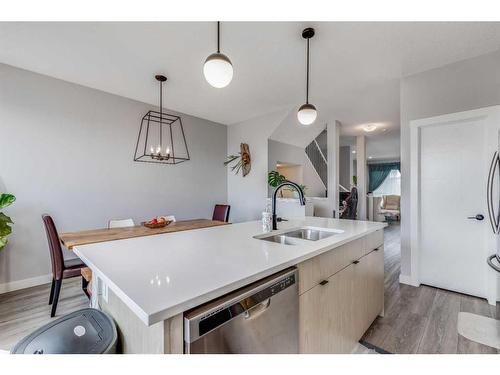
[73,217,387,354]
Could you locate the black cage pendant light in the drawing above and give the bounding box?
[133,75,190,165]
[297,27,318,126]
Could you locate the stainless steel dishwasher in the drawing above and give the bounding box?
[184,268,298,354]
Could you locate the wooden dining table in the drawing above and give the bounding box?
[59,219,230,295]
[60,218,229,250]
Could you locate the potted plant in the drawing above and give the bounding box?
[268,170,286,198]
[268,170,286,188]
[268,171,306,199]
[0,193,15,251]
[285,184,307,199]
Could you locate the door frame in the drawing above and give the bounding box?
[410,105,500,304]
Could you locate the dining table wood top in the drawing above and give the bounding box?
[60,219,229,250]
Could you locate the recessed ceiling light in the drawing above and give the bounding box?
[368,156,373,159]
[362,124,377,132]
[352,150,357,154]
[382,128,387,132]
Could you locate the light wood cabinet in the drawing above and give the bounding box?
[298,233,384,354]
[365,229,384,255]
[299,265,357,353]
[297,237,364,294]
[351,247,384,338]
[366,247,384,320]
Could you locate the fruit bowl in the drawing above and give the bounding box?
[143,217,172,229]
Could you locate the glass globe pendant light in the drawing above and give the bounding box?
[297,27,317,126]
[203,21,233,88]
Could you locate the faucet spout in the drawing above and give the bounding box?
[272,181,306,230]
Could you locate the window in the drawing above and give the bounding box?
[373,169,401,197]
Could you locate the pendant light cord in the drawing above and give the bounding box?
[217,21,220,53]
[306,38,310,104]
[159,80,163,149]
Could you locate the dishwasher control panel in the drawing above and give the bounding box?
[267,274,295,297]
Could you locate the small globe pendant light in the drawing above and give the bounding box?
[297,27,318,126]
[203,21,233,88]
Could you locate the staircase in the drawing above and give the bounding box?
[305,129,328,188]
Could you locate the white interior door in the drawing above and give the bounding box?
[418,108,499,299]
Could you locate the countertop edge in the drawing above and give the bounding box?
[73,248,152,325]
[78,222,386,326]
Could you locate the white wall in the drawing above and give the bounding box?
[400,50,500,280]
[327,121,341,218]
[268,139,326,198]
[356,135,367,220]
[227,109,291,223]
[0,64,227,288]
[339,146,351,189]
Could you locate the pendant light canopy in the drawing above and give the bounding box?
[133,75,190,165]
[203,21,233,88]
[297,27,317,126]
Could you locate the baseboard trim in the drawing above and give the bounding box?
[399,273,419,287]
[0,274,52,294]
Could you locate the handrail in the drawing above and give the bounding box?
[339,184,349,192]
[313,139,327,165]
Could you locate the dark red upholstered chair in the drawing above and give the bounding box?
[42,214,88,317]
[212,204,230,222]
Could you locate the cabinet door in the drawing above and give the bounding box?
[299,265,357,353]
[352,248,384,339]
[351,256,370,339]
[367,247,384,320]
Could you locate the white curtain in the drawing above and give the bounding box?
[373,169,401,197]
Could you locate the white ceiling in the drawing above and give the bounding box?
[0,22,499,134]
[340,130,401,161]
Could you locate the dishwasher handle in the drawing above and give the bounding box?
[184,269,297,343]
[244,298,271,320]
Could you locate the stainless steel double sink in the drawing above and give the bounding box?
[255,226,344,245]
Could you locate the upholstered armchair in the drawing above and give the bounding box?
[378,195,400,221]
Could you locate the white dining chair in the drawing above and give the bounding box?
[108,218,135,228]
[161,215,176,222]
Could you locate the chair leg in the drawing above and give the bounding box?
[48,279,55,305]
[82,276,90,298]
[50,279,62,318]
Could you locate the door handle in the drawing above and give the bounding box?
[467,214,484,221]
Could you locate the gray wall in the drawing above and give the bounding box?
[0,64,227,286]
[268,139,326,198]
[400,50,500,278]
[227,109,291,223]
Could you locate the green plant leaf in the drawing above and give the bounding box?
[0,236,7,251]
[0,221,12,237]
[0,194,15,209]
[0,212,13,224]
[268,170,286,188]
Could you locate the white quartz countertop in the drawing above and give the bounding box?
[74,217,386,326]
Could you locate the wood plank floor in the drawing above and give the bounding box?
[0,278,88,351]
[362,223,500,354]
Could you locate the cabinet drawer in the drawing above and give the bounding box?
[364,229,383,255]
[297,238,364,294]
